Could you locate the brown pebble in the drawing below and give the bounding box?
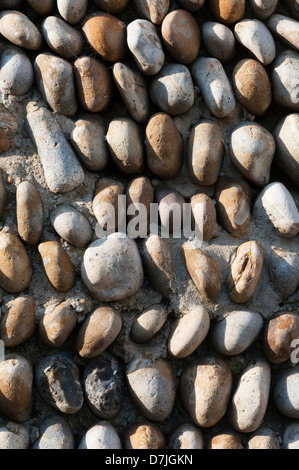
[38,301,78,348]
[191,193,216,242]
[0,232,32,293]
[94,0,129,13]
[76,306,122,359]
[232,59,272,117]
[264,311,299,364]
[209,432,243,449]
[74,56,112,113]
[93,177,125,231]
[82,12,127,62]
[145,112,183,179]
[124,422,165,449]
[215,175,251,237]
[38,241,75,292]
[126,176,154,227]
[161,9,200,65]
[16,180,43,245]
[209,0,245,24]
[0,295,36,347]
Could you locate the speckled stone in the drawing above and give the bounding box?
[78,422,122,449]
[32,415,75,449]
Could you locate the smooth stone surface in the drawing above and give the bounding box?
[27,0,55,16]
[179,355,232,427]
[126,176,154,227]
[264,311,299,364]
[191,193,216,242]
[126,355,176,422]
[274,366,299,418]
[131,303,168,343]
[93,177,125,232]
[209,0,245,24]
[141,234,176,299]
[150,63,195,116]
[211,310,263,356]
[0,10,42,50]
[38,241,75,292]
[124,422,165,449]
[113,62,150,124]
[78,422,122,449]
[0,295,36,347]
[0,354,33,423]
[35,353,83,414]
[155,186,185,235]
[192,57,236,117]
[214,176,251,237]
[38,301,78,348]
[168,423,204,449]
[127,19,164,75]
[16,180,43,245]
[70,115,109,171]
[145,112,183,179]
[83,352,124,419]
[106,118,144,174]
[283,422,299,449]
[272,50,299,111]
[41,16,83,59]
[183,242,222,301]
[234,19,276,65]
[227,240,264,303]
[32,415,75,449]
[57,0,87,24]
[74,56,112,113]
[201,21,235,63]
[168,306,210,359]
[273,113,299,186]
[267,14,299,51]
[249,0,279,19]
[81,233,144,302]
[208,431,243,449]
[0,422,30,449]
[0,232,32,293]
[82,12,127,62]
[267,247,299,299]
[50,204,92,247]
[161,9,200,65]
[232,58,272,116]
[34,53,77,116]
[253,182,299,237]
[76,306,122,359]
[134,0,169,24]
[187,119,224,186]
[0,45,34,96]
[229,358,271,433]
[94,0,130,14]
[26,103,85,193]
[229,121,275,186]
[248,427,280,449]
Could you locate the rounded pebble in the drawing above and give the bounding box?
[267,14,299,52]
[0,232,32,293]
[126,355,176,422]
[38,301,78,348]
[41,16,83,59]
[234,18,276,65]
[209,0,245,24]
[267,247,299,299]
[273,113,299,186]
[156,186,185,235]
[131,303,168,343]
[32,415,74,449]
[248,426,280,449]
[0,422,30,449]
[93,177,125,232]
[264,311,299,364]
[126,176,154,229]
[249,0,279,19]
[176,0,205,11]
[83,352,124,419]
[272,50,299,111]
[81,233,144,302]
[76,306,122,359]
[283,422,299,449]
[0,10,42,50]
[208,431,243,449]
[191,193,216,242]
[134,0,169,24]
[179,355,232,428]
[38,241,75,292]
[273,366,299,418]
[0,45,34,96]
[211,310,263,356]
[0,295,36,347]
[201,21,236,63]
[168,423,204,449]
[50,204,93,248]
[57,0,87,24]
[78,422,122,449]
[94,0,129,14]
[16,180,43,245]
[27,0,55,16]
[124,422,165,449]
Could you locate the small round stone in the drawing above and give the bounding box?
[249,0,279,19]
[32,415,75,449]
[267,14,299,52]
[124,422,165,449]
[273,113,299,186]
[93,177,125,232]
[131,304,168,343]
[273,366,299,418]
[0,295,36,347]
[41,16,83,59]
[283,422,299,449]
[78,422,122,449]
[209,431,243,449]
[168,423,204,449]
[0,45,34,96]
[209,0,245,24]
[81,233,144,302]
[16,180,43,245]
[126,355,176,422]
[134,0,169,24]
[0,422,30,449]
[57,0,87,24]
[0,353,33,423]
[150,64,195,116]
[156,186,185,235]
[35,353,83,414]
[263,311,299,364]
[76,306,122,359]
[272,50,299,111]
[83,352,124,419]
[0,232,32,294]
[126,176,154,228]
[0,10,42,50]
[38,241,75,292]
[234,18,276,65]
[50,204,93,248]
[27,0,55,16]
[190,193,216,242]
[248,427,280,449]
[267,247,299,299]
[201,21,236,63]
[38,301,78,348]
[211,310,263,356]
[179,355,232,427]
